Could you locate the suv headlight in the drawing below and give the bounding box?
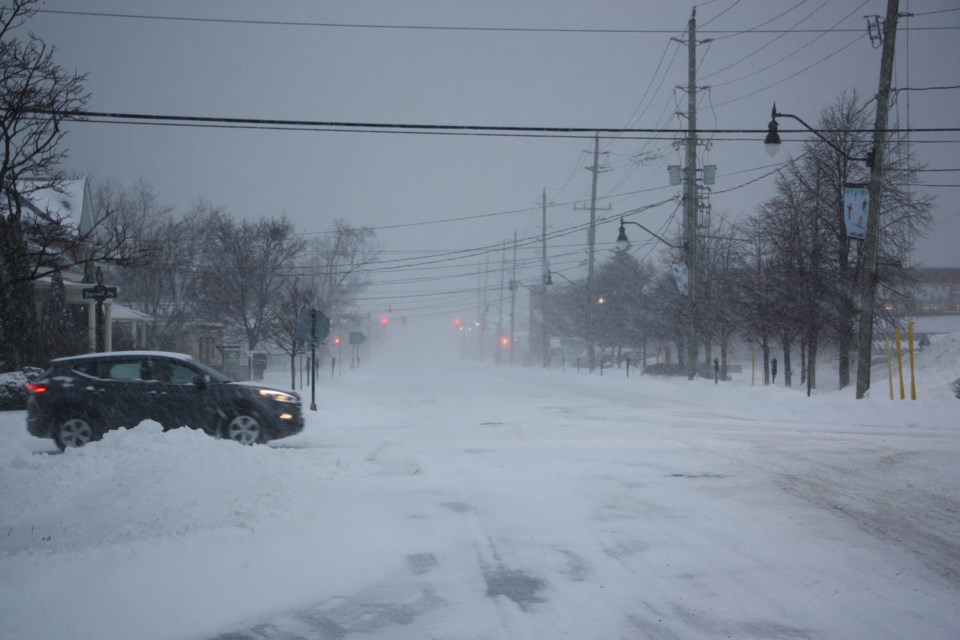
[258,389,297,403]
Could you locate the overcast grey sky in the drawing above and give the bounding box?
[27,0,960,327]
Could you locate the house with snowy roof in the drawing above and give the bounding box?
[22,178,151,354]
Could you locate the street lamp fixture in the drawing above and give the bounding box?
[764,103,873,167]
[616,217,685,251]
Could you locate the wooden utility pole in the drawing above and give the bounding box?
[575,134,611,372]
[684,8,699,380]
[856,0,900,399]
[510,231,518,366]
[541,188,550,368]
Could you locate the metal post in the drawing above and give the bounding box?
[310,309,317,411]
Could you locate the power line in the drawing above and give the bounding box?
[45,109,959,137]
[36,9,959,33]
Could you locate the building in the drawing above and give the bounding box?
[912,268,960,315]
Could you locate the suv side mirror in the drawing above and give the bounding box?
[193,374,210,390]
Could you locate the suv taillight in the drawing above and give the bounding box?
[26,382,49,394]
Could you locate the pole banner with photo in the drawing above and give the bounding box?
[671,263,689,296]
[843,183,869,240]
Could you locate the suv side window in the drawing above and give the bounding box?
[167,361,199,384]
[144,358,197,384]
[104,361,145,380]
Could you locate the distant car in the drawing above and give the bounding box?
[26,351,304,450]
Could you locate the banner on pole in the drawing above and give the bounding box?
[843,183,869,240]
[671,263,689,296]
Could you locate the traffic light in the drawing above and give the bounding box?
[500,337,510,347]
[454,318,462,328]
[380,315,389,326]
[333,336,341,345]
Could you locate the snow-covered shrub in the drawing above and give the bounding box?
[0,368,44,410]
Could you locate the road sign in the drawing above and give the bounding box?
[349,331,367,345]
[82,285,118,301]
[298,308,331,346]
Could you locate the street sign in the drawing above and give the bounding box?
[82,285,118,301]
[349,331,367,345]
[298,308,331,346]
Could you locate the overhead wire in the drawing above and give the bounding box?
[36,9,958,33]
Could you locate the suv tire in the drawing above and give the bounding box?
[54,413,100,450]
[222,410,265,446]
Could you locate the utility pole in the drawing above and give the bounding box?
[481,254,491,361]
[575,134,611,372]
[541,188,550,368]
[510,231,518,366]
[496,246,504,366]
[856,0,900,399]
[683,8,699,381]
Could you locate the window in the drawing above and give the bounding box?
[167,362,199,385]
[104,361,143,380]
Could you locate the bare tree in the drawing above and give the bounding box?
[195,213,306,351]
[0,0,89,367]
[304,219,379,319]
[266,276,318,389]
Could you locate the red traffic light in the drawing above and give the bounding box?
[454,318,462,327]
[500,337,510,346]
[380,315,389,326]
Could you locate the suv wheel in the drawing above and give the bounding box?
[223,411,264,445]
[54,414,98,450]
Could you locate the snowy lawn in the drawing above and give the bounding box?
[1,335,958,640]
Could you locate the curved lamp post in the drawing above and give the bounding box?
[616,217,686,251]
[764,103,872,166]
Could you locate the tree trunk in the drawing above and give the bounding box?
[838,326,852,390]
[0,222,36,369]
[807,329,818,393]
[761,336,770,385]
[720,337,729,380]
[782,332,793,388]
[799,335,807,385]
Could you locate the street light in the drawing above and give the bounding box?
[764,103,873,166]
[616,217,685,252]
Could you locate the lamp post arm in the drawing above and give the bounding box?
[773,107,868,164]
[620,219,685,250]
[548,270,579,286]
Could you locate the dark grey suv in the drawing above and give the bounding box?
[26,351,304,450]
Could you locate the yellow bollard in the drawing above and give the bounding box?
[895,327,905,400]
[908,321,917,400]
[886,335,894,400]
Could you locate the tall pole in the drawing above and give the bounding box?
[541,188,550,368]
[573,136,612,372]
[684,8,699,380]
[481,254,491,361]
[587,134,599,372]
[496,247,504,365]
[856,0,900,399]
[510,231,518,366]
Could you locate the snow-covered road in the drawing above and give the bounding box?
[1,342,958,639]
